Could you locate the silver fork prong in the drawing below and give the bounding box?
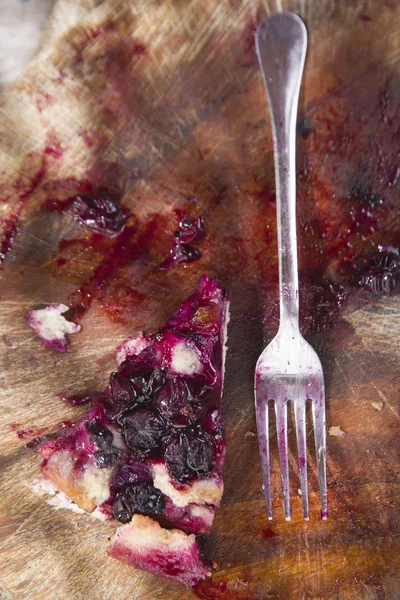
[255,397,273,520]
[312,394,328,519]
[294,400,309,520]
[275,399,291,521]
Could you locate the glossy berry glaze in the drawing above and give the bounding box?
[40,275,230,583]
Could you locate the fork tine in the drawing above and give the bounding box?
[312,393,328,519]
[275,399,291,521]
[255,398,273,520]
[294,400,309,520]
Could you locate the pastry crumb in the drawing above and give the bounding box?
[26,304,81,352]
[328,425,345,437]
[244,431,256,439]
[371,401,384,411]
[298,488,302,495]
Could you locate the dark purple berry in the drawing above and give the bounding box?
[125,482,165,516]
[118,407,166,452]
[360,246,400,294]
[112,460,151,489]
[155,378,191,417]
[186,435,213,474]
[163,432,189,480]
[164,428,214,482]
[94,448,122,468]
[85,420,114,450]
[130,368,165,403]
[110,372,136,412]
[113,493,132,523]
[176,215,205,244]
[74,193,128,237]
[155,378,202,426]
[112,483,165,523]
[159,214,204,269]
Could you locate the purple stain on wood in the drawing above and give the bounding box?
[2,334,13,347]
[263,527,277,539]
[44,145,64,159]
[58,394,91,407]
[0,217,19,263]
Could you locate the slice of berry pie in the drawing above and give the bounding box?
[39,275,230,586]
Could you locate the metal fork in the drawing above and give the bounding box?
[254,12,327,521]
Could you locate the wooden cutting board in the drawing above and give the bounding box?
[1,0,400,598]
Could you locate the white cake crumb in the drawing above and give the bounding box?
[244,431,256,439]
[170,341,202,375]
[371,401,384,411]
[115,332,150,365]
[26,304,81,352]
[328,425,345,437]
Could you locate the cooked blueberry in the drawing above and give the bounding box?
[112,483,165,523]
[186,433,213,474]
[176,215,205,244]
[119,407,166,452]
[74,193,128,237]
[155,378,191,417]
[360,247,400,294]
[125,482,165,516]
[159,215,204,269]
[130,368,165,403]
[146,368,165,397]
[112,460,151,489]
[94,448,122,468]
[113,493,132,523]
[85,420,114,450]
[164,428,214,481]
[110,372,136,411]
[164,432,189,480]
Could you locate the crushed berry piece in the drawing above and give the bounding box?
[159,215,205,269]
[73,192,129,237]
[360,246,400,294]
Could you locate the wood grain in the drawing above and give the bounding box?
[0,0,400,598]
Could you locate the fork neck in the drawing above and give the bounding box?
[274,111,300,335]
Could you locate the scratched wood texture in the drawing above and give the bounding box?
[1,0,400,599]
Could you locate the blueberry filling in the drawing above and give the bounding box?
[113,483,165,523]
[42,275,229,544]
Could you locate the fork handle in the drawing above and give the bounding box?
[256,12,307,333]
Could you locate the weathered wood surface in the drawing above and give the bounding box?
[1,0,400,599]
